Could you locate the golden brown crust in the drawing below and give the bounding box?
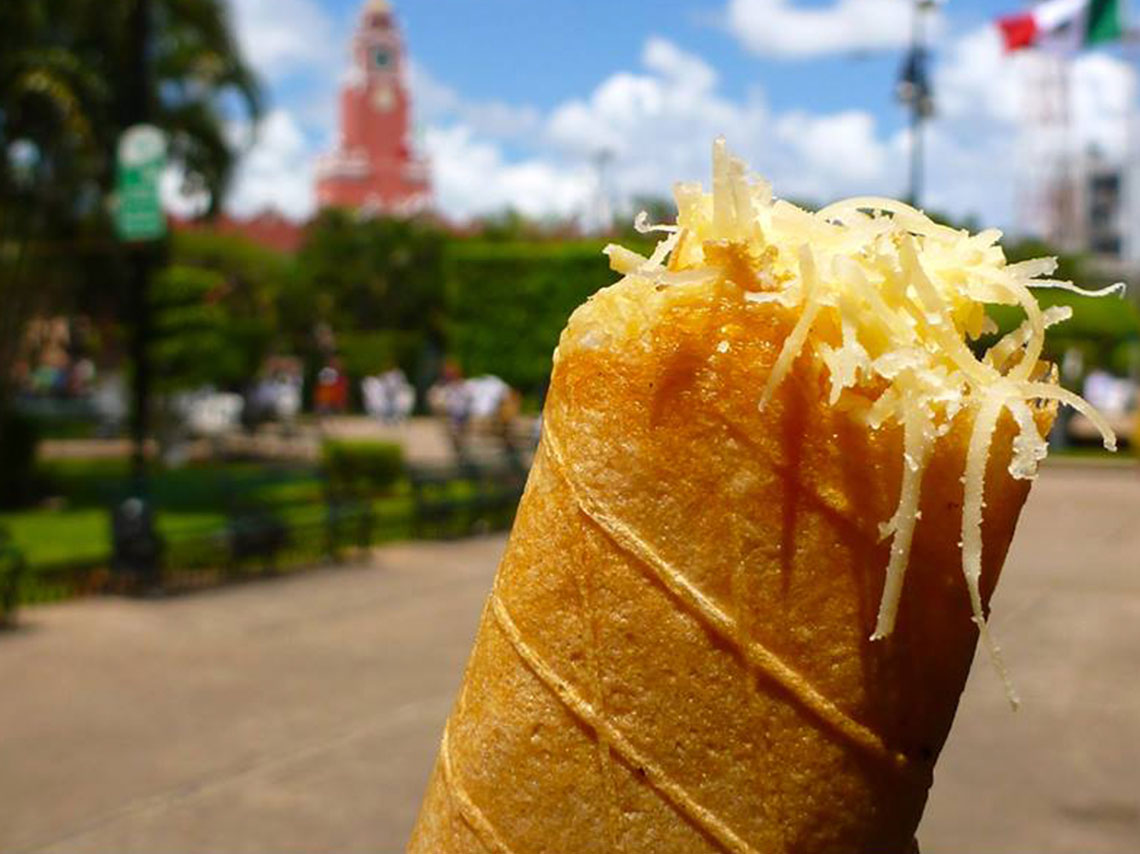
[408,275,1041,854]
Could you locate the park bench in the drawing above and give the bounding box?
[407,413,532,539]
[407,463,467,538]
[220,469,298,575]
[323,478,376,559]
[408,454,527,539]
[226,504,289,574]
[151,464,382,590]
[221,466,382,576]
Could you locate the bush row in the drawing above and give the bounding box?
[322,439,404,493]
[444,240,617,392]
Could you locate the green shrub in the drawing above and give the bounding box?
[0,410,40,509]
[338,330,424,379]
[445,240,615,391]
[152,265,247,390]
[1109,339,1140,377]
[984,290,1140,373]
[296,212,447,336]
[322,440,403,493]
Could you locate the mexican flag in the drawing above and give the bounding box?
[997,0,1123,52]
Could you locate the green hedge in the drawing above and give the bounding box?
[152,265,250,390]
[338,329,424,379]
[444,241,616,390]
[986,291,1140,369]
[322,440,404,493]
[989,291,1140,340]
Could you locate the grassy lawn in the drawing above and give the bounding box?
[0,454,451,575]
[33,458,326,509]
[0,458,390,570]
[1051,443,1137,463]
[0,508,226,568]
[4,443,1128,572]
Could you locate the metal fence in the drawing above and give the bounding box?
[4,460,524,616]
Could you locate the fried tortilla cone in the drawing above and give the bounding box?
[408,141,1115,854]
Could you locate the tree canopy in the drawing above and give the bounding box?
[0,0,261,407]
[0,0,260,226]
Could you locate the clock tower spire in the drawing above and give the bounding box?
[315,0,431,215]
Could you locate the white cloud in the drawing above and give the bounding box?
[160,2,338,220]
[409,62,542,139]
[425,27,1129,232]
[1071,54,1135,159]
[408,61,460,118]
[918,123,1017,225]
[421,37,904,225]
[224,0,346,183]
[545,37,893,210]
[775,110,888,188]
[418,36,919,228]
[935,26,1135,154]
[210,7,1136,237]
[424,125,592,220]
[161,164,210,219]
[936,26,1023,125]
[643,36,718,92]
[227,0,341,81]
[725,0,917,58]
[926,23,1136,228]
[215,0,907,228]
[547,39,764,182]
[223,109,316,221]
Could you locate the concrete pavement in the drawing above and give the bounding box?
[0,537,502,854]
[921,462,1140,854]
[0,464,1137,853]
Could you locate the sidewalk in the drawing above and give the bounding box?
[38,415,529,466]
[0,466,1136,853]
[0,537,503,854]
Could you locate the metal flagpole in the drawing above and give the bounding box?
[898,0,937,207]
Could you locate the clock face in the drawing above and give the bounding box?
[372,46,391,70]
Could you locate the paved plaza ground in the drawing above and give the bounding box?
[0,463,1137,854]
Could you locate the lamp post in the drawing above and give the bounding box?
[111,0,164,590]
[125,0,153,484]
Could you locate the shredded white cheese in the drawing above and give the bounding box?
[609,138,1120,695]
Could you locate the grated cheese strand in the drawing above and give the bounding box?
[1005,278,1047,383]
[871,397,934,640]
[1006,398,1050,480]
[975,615,1021,710]
[986,306,1072,373]
[1018,382,1117,451]
[960,392,1008,698]
[612,138,1121,665]
[760,245,821,409]
[1028,280,1126,298]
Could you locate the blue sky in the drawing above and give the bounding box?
[399,1,891,116]
[320,0,1005,129]
[207,0,1136,232]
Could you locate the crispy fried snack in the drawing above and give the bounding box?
[407,141,1115,854]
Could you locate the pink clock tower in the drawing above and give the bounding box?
[315,0,431,215]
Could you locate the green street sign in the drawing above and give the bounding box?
[114,124,167,242]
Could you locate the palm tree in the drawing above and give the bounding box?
[0,0,262,411]
[1,0,261,221]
